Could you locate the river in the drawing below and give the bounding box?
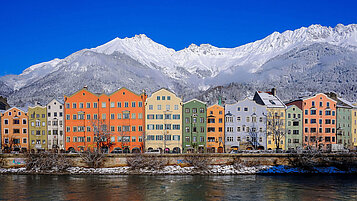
[0,175,356,200]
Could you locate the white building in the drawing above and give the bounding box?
[47,99,65,151]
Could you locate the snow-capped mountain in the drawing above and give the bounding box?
[1,23,357,106]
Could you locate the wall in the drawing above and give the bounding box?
[2,153,357,168]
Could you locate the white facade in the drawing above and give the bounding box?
[47,99,65,150]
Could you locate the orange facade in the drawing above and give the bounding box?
[64,87,146,153]
[1,107,29,152]
[206,105,225,153]
[288,93,337,150]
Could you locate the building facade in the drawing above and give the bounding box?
[253,89,286,150]
[0,96,10,110]
[182,99,207,153]
[47,99,65,151]
[352,105,357,150]
[145,88,182,153]
[108,88,147,153]
[1,107,28,152]
[285,105,303,150]
[287,93,337,150]
[326,92,353,149]
[225,99,267,152]
[65,87,146,153]
[206,105,225,153]
[28,105,48,151]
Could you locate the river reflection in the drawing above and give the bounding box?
[0,174,356,200]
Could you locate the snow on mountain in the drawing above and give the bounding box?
[1,23,357,106]
[93,24,357,76]
[0,58,61,90]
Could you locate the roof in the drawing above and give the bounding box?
[336,97,355,108]
[255,91,286,108]
[183,98,206,105]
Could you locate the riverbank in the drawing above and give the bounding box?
[1,165,357,175]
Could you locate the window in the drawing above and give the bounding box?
[73,103,77,109]
[149,105,153,110]
[165,124,171,130]
[66,103,70,109]
[200,108,204,113]
[117,126,122,132]
[156,124,163,130]
[162,96,165,100]
[185,136,190,142]
[132,102,136,107]
[305,110,308,115]
[166,105,170,110]
[310,110,316,115]
[117,102,122,108]
[93,114,98,119]
[165,114,171,119]
[101,102,106,108]
[157,96,160,100]
[147,114,154,119]
[93,102,98,108]
[131,113,136,119]
[138,113,143,119]
[319,102,323,107]
[244,107,248,112]
[327,102,330,107]
[4,119,9,124]
[312,101,315,107]
[156,135,163,141]
[192,108,197,113]
[138,102,143,107]
[174,105,179,110]
[173,135,180,141]
[173,124,180,130]
[310,119,316,124]
[102,113,106,119]
[226,137,233,142]
[326,110,331,115]
[138,126,143,131]
[132,126,136,131]
[124,102,129,107]
[157,105,162,110]
[173,114,180,119]
[109,113,115,119]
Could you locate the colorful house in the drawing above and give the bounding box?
[225,98,267,152]
[287,93,337,150]
[206,104,225,153]
[285,105,303,150]
[108,88,147,153]
[47,99,65,151]
[253,89,286,150]
[182,99,207,153]
[1,107,28,152]
[28,104,48,151]
[64,87,146,153]
[352,104,357,150]
[145,88,182,153]
[326,92,354,149]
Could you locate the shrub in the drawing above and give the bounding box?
[126,154,167,170]
[25,152,71,171]
[80,150,105,168]
[184,155,210,170]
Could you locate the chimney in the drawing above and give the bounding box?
[83,85,88,90]
[271,88,277,96]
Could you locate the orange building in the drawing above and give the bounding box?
[1,107,29,152]
[206,105,225,153]
[287,93,337,150]
[64,87,146,153]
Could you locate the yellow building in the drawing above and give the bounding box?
[28,104,48,151]
[145,88,182,153]
[352,105,357,150]
[253,89,286,151]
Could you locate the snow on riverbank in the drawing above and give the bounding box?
[0,165,356,175]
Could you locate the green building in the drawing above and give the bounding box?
[182,99,207,153]
[326,92,353,149]
[28,104,48,152]
[285,105,303,150]
[337,107,352,149]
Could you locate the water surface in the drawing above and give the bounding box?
[0,174,356,200]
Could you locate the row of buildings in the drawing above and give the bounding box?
[1,87,357,153]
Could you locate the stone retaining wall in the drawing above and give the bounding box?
[1,153,356,168]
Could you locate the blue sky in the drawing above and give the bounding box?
[0,0,356,76]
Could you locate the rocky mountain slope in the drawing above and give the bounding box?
[1,24,357,107]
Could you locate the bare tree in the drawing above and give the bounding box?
[266,112,285,152]
[2,136,21,153]
[89,118,115,152]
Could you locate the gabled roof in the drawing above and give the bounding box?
[207,104,224,109]
[109,87,145,97]
[47,98,64,105]
[2,107,27,114]
[254,91,286,108]
[183,98,206,105]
